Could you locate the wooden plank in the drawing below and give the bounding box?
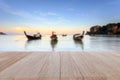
[61,52,83,80]
[0,52,30,72]
[0,52,120,80]
[71,52,106,80]
[0,52,49,79]
[88,52,120,80]
[38,52,60,80]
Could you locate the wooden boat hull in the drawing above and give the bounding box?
[50,34,58,41]
[62,34,67,36]
[51,37,58,41]
[26,35,41,40]
[24,31,41,40]
[73,34,84,41]
[73,36,83,41]
[73,31,85,41]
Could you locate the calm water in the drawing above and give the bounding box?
[0,35,120,52]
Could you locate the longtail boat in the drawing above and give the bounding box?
[50,31,58,41]
[24,31,42,40]
[73,31,85,41]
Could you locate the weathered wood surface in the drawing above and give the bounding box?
[0,51,120,80]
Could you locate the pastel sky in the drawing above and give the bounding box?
[0,0,120,34]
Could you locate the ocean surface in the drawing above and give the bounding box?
[0,35,120,52]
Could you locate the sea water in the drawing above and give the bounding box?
[0,35,120,52]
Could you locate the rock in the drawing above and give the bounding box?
[0,32,6,35]
[87,23,120,35]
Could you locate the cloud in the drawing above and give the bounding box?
[39,12,57,16]
[0,1,45,21]
[0,1,70,27]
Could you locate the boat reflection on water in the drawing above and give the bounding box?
[24,39,40,49]
[50,40,58,51]
[73,39,84,50]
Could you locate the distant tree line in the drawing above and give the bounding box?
[86,23,120,35]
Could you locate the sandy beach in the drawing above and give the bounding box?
[0,51,120,80]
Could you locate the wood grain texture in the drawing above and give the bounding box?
[0,51,120,80]
[0,52,30,72]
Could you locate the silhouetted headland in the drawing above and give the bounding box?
[86,22,120,35]
[0,32,6,35]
